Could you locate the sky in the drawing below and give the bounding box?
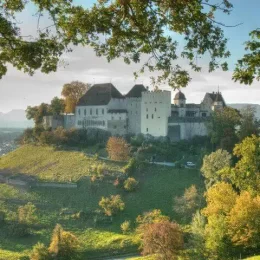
[1,0,260,113]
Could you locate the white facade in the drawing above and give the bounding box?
[141,91,171,137]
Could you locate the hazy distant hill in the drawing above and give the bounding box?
[0,109,33,128]
[229,104,260,119]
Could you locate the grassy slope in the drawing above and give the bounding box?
[246,257,260,260]
[0,145,203,258]
[0,145,122,182]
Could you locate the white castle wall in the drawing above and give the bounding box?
[168,121,208,140]
[75,105,108,129]
[141,91,171,137]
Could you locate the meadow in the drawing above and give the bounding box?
[0,145,203,259]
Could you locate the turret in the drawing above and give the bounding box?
[174,91,186,107]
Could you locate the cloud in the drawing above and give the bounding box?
[1,46,259,113]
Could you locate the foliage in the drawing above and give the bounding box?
[238,105,260,141]
[201,149,232,188]
[220,135,260,193]
[136,209,169,226]
[227,191,260,248]
[26,103,51,126]
[141,220,184,260]
[0,1,233,88]
[49,224,80,260]
[30,243,50,260]
[206,107,241,151]
[49,97,65,116]
[173,185,202,222]
[107,137,130,161]
[233,29,260,85]
[189,211,206,260]
[124,177,138,192]
[121,220,131,234]
[123,158,140,175]
[99,195,125,216]
[61,81,90,113]
[7,221,30,237]
[202,182,237,217]
[18,202,38,225]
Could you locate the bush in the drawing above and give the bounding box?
[124,177,138,192]
[123,158,138,175]
[106,137,130,161]
[99,195,125,216]
[121,220,131,234]
[18,202,38,225]
[30,243,51,260]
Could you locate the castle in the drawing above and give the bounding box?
[43,83,226,141]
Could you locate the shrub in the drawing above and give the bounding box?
[124,177,138,192]
[30,243,51,260]
[18,202,38,225]
[99,195,125,216]
[121,220,131,234]
[136,209,169,226]
[106,137,130,161]
[123,158,138,175]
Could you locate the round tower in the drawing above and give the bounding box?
[174,91,186,107]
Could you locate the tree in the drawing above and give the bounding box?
[201,149,232,188]
[61,81,90,113]
[173,185,202,222]
[49,224,80,260]
[238,105,259,141]
[121,220,131,234]
[106,137,130,161]
[233,29,260,85]
[99,195,125,216]
[26,103,51,126]
[206,107,241,151]
[18,202,37,225]
[124,177,138,191]
[50,97,65,116]
[228,191,260,248]
[141,220,184,260]
[30,243,50,260]
[0,1,234,88]
[220,135,260,193]
[202,182,237,217]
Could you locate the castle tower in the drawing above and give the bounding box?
[174,91,186,107]
[212,91,224,111]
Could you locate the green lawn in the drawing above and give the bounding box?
[0,145,122,182]
[0,145,203,259]
[246,257,260,260]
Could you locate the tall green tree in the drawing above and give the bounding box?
[220,135,260,193]
[0,1,234,87]
[50,97,65,116]
[61,81,90,113]
[26,103,51,125]
[201,149,232,188]
[238,105,259,141]
[206,107,241,151]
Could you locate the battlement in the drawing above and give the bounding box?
[141,90,171,102]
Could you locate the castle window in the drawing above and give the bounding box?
[146,108,148,112]
[119,117,121,120]
[84,109,86,116]
[146,128,148,132]
[146,114,148,119]
[96,109,98,115]
[202,112,207,117]
[103,121,105,126]
[124,125,126,129]
[152,114,154,119]
[102,109,104,115]
[114,125,117,129]
[90,109,92,115]
[155,108,157,112]
[78,109,81,115]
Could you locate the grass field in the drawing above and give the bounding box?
[0,145,203,259]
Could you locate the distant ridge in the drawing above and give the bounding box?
[229,104,260,119]
[0,109,33,128]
